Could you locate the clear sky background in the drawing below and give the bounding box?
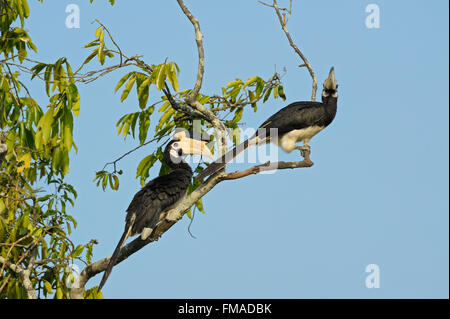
[24,0,448,298]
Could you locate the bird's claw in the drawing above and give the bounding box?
[299,145,311,158]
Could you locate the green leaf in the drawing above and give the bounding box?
[0,199,5,212]
[41,241,48,259]
[65,61,74,83]
[166,62,180,92]
[112,175,119,190]
[277,85,286,100]
[95,27,102,38]
[156,64,166,91]
[37,194,52,202]
[136,154,157,187]
[53,58,63,92]
[81,50,98,67]
[115,72,134,93]
[71,244,84,258]
[228,86,241,102]
[120,75,136,102]
[244,76,259,87]
[68,84,80,116]
[62,111,73,151]
[61,149,70,176]
[51,147,62,173]
[19,122,34,148]
[137,78,151,109]
[195,198,206,214]
[156,108,175,131]
[249,91,257,112]
[22,0,30,18]
[158,101,171,113]
[56,287,63,299]
[30,63,46,80]
[138,111,150,145]
[230,108,243,125]
[121,121,130,137]
[17,0,25,27]
[84,39,100,48]
[227,79,244,88]
[255,78,264,97]
[44,65,53,97]
[44,281,52,294]
[35,108,54,149]
[263,87,273,102]
[101,175,108,191]
[98,42,105,65]
[129,112,139,138]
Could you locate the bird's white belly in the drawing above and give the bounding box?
[272,125,324,152]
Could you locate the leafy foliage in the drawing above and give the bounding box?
[0,0,101,299]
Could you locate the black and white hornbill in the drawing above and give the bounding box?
[197,67,338,180]
[98,131,213,290]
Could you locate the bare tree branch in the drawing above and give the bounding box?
[222,159,313,180]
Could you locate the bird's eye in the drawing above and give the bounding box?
[173,142,179,148]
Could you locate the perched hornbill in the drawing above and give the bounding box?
[98,131,213,290]
[197,67,338,180]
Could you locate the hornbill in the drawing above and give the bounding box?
[98,131,213,290]
[197,67,338,180]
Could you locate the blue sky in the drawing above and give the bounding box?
[25,0,448,298]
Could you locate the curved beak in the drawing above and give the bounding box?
[174,131,213,159]
[323,67,337,90]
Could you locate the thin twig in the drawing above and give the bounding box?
[176,0,227,158]
[102,134,170,172]
[94,19,124,66]
[260,0,317,101]
[187,206,197,239]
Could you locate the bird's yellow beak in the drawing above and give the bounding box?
[174,131,213,159]
[323,67,337,90]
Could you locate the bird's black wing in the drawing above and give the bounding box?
[258,101,328,136]
[127,169,192,236]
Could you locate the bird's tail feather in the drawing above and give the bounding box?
[98,219,134,291]
[196,137,257,180]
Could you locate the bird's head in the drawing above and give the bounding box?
[166,130,213,165]
[322,67,338,100]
